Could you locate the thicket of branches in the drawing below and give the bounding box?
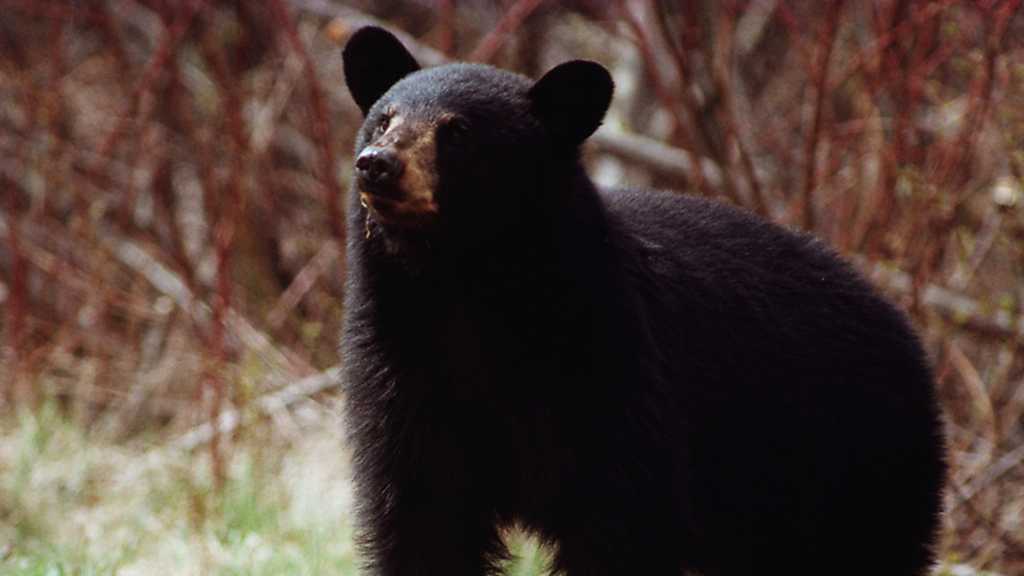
[1,0,1022,572]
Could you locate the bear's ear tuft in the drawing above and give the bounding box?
[528,60,613,146]
[343,27,420,116]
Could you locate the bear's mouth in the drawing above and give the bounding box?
[360,192,439,229]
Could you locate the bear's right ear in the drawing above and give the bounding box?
[343,27,420,116]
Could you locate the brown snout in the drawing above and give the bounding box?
[355,120,439,229]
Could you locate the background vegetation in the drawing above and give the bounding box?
[1,0,1022,574]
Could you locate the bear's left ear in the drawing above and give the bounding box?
[343,27,421,116]
[528,60,613,146]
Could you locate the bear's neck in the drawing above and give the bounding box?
[349,163,648,398]
[442,164,629,322]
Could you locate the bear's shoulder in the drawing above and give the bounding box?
[598,187,813,259]
[597,187,876,309]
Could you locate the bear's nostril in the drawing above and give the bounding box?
[355,154,373,173]
[356,148,403,188]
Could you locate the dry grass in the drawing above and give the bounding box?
[0,401,552,575]
[0,402,358,574]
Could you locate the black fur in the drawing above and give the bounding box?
[340,27,947,576]
[343,26,420,115]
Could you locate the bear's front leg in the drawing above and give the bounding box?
[551,512,683,576]
[352,440,506,575]
[546,448,685,576]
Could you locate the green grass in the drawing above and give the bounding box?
[0,403,354,575]
[0,405,552,575]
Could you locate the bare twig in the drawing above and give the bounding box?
[102,235,315,377]
[437,0,457,56]
[618,0,714,197]
[710,6,769,215]
[172,366,342,452]
[912,0,1020,288]
[96,0,207,159]
[120,366,343,484]
[2,178,27,404]
[946,340,997,442]
[267,243,339,329]
[591,127,723,190]
[200,22,252,488]
[863,259,1024,341]
[950,209,1003,291]
[955,441,1024,509]
[271,0,346,251]
[828,0,955,93]
[312,0,447,65]
[469,0,546,63]
[251,51,305,154]
[799,0,844,230]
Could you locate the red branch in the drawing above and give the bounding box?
[469,0,547,63]
[199,18,250,490]
[3,179,27,403]
[270,0,346,252]
[0,0,106,23]
[829,0,955,93]
[912,0,1021,287]
[617,0,712,197]
[799,0,845,231]
[437,0,457,57]
[96,0,207,159]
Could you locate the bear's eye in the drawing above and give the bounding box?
[375,115,391,136]
[440,116,470,146]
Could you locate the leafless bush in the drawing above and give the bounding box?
[0,0,1021,571]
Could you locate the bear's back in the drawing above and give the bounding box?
[598,187,945,572]
[600,187,919,365]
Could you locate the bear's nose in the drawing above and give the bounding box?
[355,148,404,190]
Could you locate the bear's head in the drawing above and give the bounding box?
[342,27,613,241]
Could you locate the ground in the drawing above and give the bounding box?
[0,405,550,576]
[0,405,1002,575]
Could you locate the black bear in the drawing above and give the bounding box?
[340,26,946,576]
